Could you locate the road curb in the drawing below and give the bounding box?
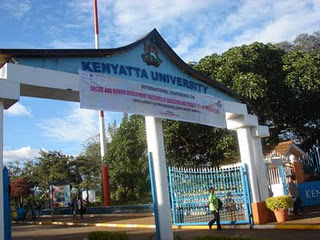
[12,221,320,230]
[12,221,156,229]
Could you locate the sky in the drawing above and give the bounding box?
[1,0,320,165]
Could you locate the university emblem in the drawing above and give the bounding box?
[141,42,162,67]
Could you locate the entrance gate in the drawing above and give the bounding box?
[0,29,270,239]
[168,164,252,225]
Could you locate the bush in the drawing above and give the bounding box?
[87,231,128,240]
[265,195,293,211]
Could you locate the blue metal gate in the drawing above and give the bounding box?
[3,167,11,240]
[168,164,252,225]
[300,140,320,175]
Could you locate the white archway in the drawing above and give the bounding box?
[0,29,270,240]
[0,62,270,240]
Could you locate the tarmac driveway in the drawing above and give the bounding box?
[12,223,320,240]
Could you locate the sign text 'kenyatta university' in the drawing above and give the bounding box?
[79,70,226,128]
[81,61,208,94]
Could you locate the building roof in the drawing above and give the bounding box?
[274,140,294,155]
[0,28,242,102]
[264,140,305,160]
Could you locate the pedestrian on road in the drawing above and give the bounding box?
[288,175,302,216]
[35,201,41,219]
[78,195,84,219]
[206,187,222,230]
[71,198,77,220]
[17,203,25,221]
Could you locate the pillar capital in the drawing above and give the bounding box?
[0,81,20,109]
[226,114,258,130]
[251,125,269,138]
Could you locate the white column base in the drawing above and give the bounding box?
[237,127,260,202]
[252,135,270,201]
[145,116,173,240]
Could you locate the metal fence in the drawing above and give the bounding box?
[168,164,252,226]
[40,204,154,216]
[266,164,288,197]
[300,140,320,175]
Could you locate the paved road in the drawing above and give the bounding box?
[12,223,320,240]
[11,205,320,240]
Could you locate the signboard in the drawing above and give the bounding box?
[79,70,226,128]
[52,184,71,208]
[297,181,320,207]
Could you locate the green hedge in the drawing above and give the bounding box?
[87,231,128,240]
[265,195,293,211]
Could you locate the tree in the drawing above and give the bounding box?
[196,42,287,146]
[163,120,239,167]
[195,32,320,151]
[6,160,24,179]
[282,50,320,149]
[283,50,320,91]
[275,31,320,53]
[274,41,295,53]
[7,145,105,205]
[75,154,102,203]
[10,178,30,204]
[31,150,71,192]
[105,114,150,204]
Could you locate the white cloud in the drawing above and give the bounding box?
[173,35,197,56]
[37,103,123,143]
[48,39,92,49]
[180,0,320,61]
[4,102,32,117]
[3,146,39,164]
[106,0,222,46]
[3,0,320,63]
[226,0,320,46]
[0,0,31,19]
[21,0,319,62]
[37,103,98,142]
[102,0,320,62]
[253,4,320,44]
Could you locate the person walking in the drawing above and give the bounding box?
[77,195,84,219]
[71,198,77,220]
[207,187,222,230]
[288,175,302,216]
[35,201,41,219]
[17,203,25,221]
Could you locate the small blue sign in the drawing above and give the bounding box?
[297,181,320,207]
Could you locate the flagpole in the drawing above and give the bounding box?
[93,0,111,206]
[93,0,99,49]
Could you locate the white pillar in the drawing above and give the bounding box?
[145,116,173,240]
[236,127,260,202]
[0,101,4,240]
[252,135,269,201]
